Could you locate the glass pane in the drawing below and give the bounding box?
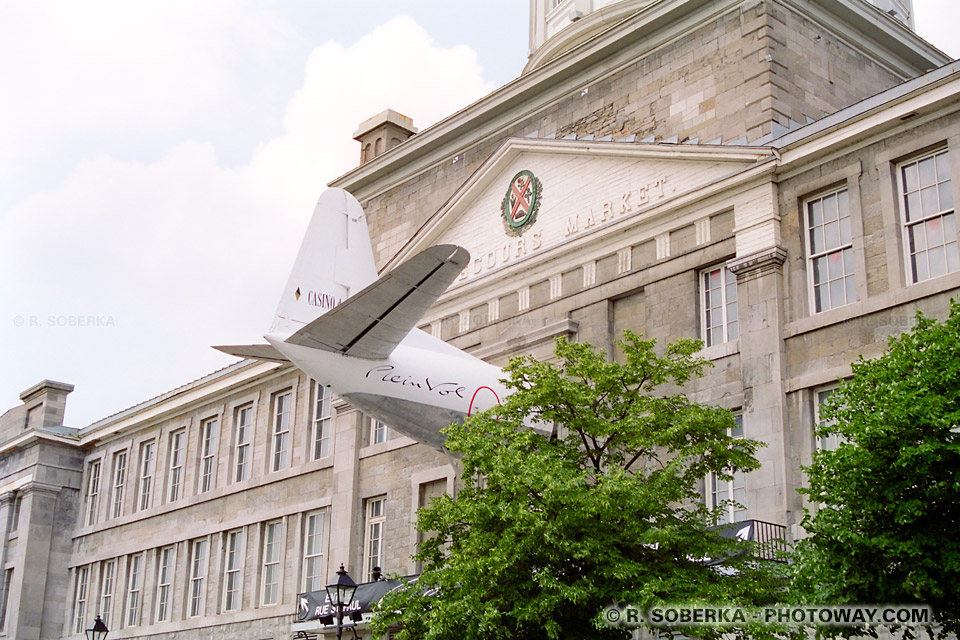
[725,281,737,302]
[945,212,957,241]
[947,241,960,273]
[842,247,854,275]
[829,278,844,308]
[913,251,929,283]
[921,186,939,217]
[809,199,822,227]
[824,220,840,250]
[838,189,849,216]
[910,224,926,252]
[727,319,738,341]
[839,214,852,245]
[903,163,919,193]
[822,193,838,221]
[940,182,954,212]
[828,250,843,280]
[929,245,946,278]
[813,256,827,285]
[936,150,950,179]
[927,216,945,246]
[919,156,936,187]
[906,192,922,222]
[844,274,857,304]
[811,226,824,254]
[814,283,825,313]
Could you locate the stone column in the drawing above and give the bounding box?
[728,246,791,525]
[327,402,363,583]
[0,491,15,629]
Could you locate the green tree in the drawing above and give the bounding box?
[373,332,788,640]
[796,301,960,637]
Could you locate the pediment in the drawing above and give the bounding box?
[389,138,770,286]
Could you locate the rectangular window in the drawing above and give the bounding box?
[815,386,846,451]
[303,511,327,592]
[899,149,959,283]
[0,569,12,631]
[700,265,738,347]
[223,530,243,612]
[189,539,207,618]
[235,404,252,482]
[111,451,127,519]
[199,417,218,493]
[807,188,856,312]
[313,382,332,459]
[261,521,282,605]
[168,430,186,502]
[371,418,388,445]
[272,391,292,471]
[73,565,89,634]
[137,441,155,512]
[99,559,115,629]
[364,497,386,581]
[126,553,143,627]
[85,460,102,526]
[155,546,174,622]
[706,414,746,524]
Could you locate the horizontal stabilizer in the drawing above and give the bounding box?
[213,344,290,363]
[285,244,469,360]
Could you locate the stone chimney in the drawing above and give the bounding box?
[353,109,417,164]
[18,380,74,430]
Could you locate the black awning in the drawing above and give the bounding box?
[296,578,407,622]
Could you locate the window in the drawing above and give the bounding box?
[272,391,292,471]
[364,497,386,581]
[303,510,327,592]
[189,539,207,618]
[85,460,102,526]
[168,430,186,502]
[815,386,846,451]
[370,418,389,445]
[700,265,738,347]
[73,565,89,634]
[199,417,217,493]
[0,569,12,631]
[313,382,332,459]
[155,546,174,622]
[126,553,143,626]
[111,451,127,519]
[899,149,958,283]
[706,414,747,524]
[137,441,155,512]
[223,530,243,612]
[234,405,253,482]
[99,559,115,628]
[261,521,282,605]
[806,188,856,311]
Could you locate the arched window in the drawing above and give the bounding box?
[375,137,384,156]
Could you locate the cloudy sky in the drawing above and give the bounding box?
[1,1,958,429]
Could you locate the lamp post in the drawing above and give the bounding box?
[85,614,109,640]
[324,564,358,640]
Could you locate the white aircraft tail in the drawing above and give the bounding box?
[270,188,378,337]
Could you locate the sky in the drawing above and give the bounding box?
[1,1,958,429]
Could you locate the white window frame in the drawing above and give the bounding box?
[706,414,747,524]
[111,450,127,519]
[137,441,155,512]
[234,404,253,483]
[223,530,243,612]
[898,148,959,283]
[272,391,293,471]
[155,546,175,623]
[126,552,144,627]
[99,559,115,629]
[370,418,388,445]
[814,385,846,452]
[85,460,102,526]
[73,565,89,635]
[189,538,208,618]
[302,510,327,592]
[700,264,738,347]
[364,497,386,581]
[260,520,282,606]
[168,430,186,502]
[199,417,218,493]
[805,187,857,312]
[312,382,332,460]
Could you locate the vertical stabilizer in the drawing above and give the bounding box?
[270,188,378,337]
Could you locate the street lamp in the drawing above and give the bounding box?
[325,564,358,640]
[85,614,109,640]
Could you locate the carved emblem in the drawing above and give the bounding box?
[501,170,542,236]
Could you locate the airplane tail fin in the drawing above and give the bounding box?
[270,188,378,337]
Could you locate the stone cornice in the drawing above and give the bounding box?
[729,246,788,282]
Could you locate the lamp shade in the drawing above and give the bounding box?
[85,614,109,640]
[325,564,357,609]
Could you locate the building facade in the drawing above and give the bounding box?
[1,0,958,638]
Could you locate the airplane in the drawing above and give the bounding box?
[215,188,520,451]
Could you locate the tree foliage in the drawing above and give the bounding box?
[796,300,960,637]
[373,332,788,640]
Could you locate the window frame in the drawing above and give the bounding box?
[897,147,959,284]
[167,429,186,503]
[814,384,846,452]
[803,187,857,312]
[272,390,293,472]
[699,264,739,347]
[99,559,116,629]
[73,565,89,635]
[188,538,208,618]
[312,382,332,460]
[85,459,102,526]
[364,497,386,581]
[234,404,253,483]
[222,529,243,612]
[136,441,156,512]
[260,520,282,606]
[199,416,218,493]
[302,510,327,592]
[155,546,175,623]
[111,450,127,519]
[126,552,144,627]
[705,413,747,524]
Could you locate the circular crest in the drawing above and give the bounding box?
[501,170,543,236]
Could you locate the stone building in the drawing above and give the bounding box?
[1,0,958,638]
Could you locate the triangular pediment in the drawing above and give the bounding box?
[388,138,771,285]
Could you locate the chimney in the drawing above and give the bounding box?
[353,109,417,164]
[19,380,74,430]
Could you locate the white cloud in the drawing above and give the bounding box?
[0,12,493,427]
